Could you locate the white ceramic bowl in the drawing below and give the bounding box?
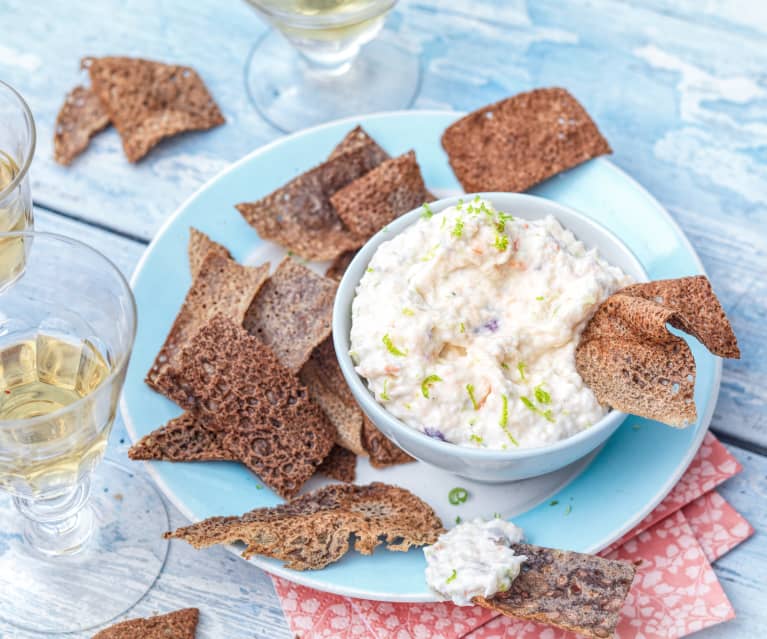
[333,193,648,482]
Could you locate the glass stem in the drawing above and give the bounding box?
[12,477,94,557]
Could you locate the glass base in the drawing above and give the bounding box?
[0,460,169,634]
[245,30,421,133]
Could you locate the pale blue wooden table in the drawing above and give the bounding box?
[1,1,765,637]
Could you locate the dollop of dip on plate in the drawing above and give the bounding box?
[350,198,632,449]
[424,518,526,605]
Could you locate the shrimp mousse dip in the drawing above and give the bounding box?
[424,518,527,605]
[349,197,632,449]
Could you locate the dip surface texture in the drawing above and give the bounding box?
[424,518,526,605]
[350,198,632,449]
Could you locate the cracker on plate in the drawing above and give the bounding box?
[53,86,110,165]
[316,445,357,483]
[474,544,636,639]
[330,150,433,239]
[128,412,231,463]
[575,276,739,427]
[363,416,415,468]
[243,257,337,373]
[325,250,358,281]
[188,227,231,279]
[441,87,610,193]
[234,130,388,261]
[84,56,224,162]
[145,251,269,393]
[299,337,367,456]
[165,482,443,570]
[156,315,335,498]
[92,608,199,639]
[329,125,390,162]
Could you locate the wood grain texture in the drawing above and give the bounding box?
[0,0,764,636]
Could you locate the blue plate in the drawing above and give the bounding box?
[122,111,719,601]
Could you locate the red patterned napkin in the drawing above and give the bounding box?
[272,433,753,639]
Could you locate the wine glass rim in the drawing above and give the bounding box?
[249,0,397,26]
[0,80,36,202]
[0,230,137,430]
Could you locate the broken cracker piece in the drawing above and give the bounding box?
[53,85,110,165]
[325,250,358,281]
[243,257,337,373]
[128,412,231,463]
[165,482,443,570]
[84,56,224,162]
[92,608,199,639]
[330,150,433,239]
[474,543,636,639]
[328,125,390,162]
[363,416,415,468]
[442,87,611,193]
[575,276,739,427]
[145,251,269,393]
[317,445,357,483]
[188,227,231,279]
[157,315,335,498]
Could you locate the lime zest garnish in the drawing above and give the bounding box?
[494,231,509,251]
[459,322,466,333]
[402,307,415,316]
[404,402,412,410]
[366,267,374,273]
[382,334,407,357]
[421,202,434,219]
[466,384,479,410]
[521,396,555,422]
[470,434,483,444]
[421,374,443,398]
[534,385,551,405]
[500,362,510,370]
[448,487,469,505]
[451,216,464,238]
[473,195,481,203]
[535,295,544,301]
[420,243,441,261]
[499,394,519,446]
[517,362,527,381]
[456,198,464,210]
[446,569,458,583]
[381,378,391,401]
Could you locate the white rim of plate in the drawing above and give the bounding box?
[121,110,722,602]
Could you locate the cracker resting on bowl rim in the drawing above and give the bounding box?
[165,482,443,570]
[575,275,739,427]
[473,544,636,639]
[441,87,611,193]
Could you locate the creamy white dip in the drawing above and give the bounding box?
[350,198,632,449]
[424,518,526,605]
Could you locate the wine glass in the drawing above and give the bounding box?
[244,0,421,132]
[0,232,169,634]
[0,80,35,289]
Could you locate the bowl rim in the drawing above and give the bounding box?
[333,191,650,461]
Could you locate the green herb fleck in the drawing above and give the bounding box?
[535,295,544,301]
[466,384,479,410]
[455,515,462,524]
[456,198,464,210]
[448,487,469,505]
[498,394,519,446]
[366,267,374,273]
[517,361,527,381]
[381,378,391,401]
[421,374,443,398]
[473,195,481,203]
[493,512,502,519]
[256,484,264,490]
[521,396,555,422]
[446,569,458,583]
[470,433,483,444]
[534,385,551,405]
[501,362,510,370]
[382,334,407,357]
[452,216,464,238]
[402,307,415,316]
[549,500,559,506]
[421,202,434,219]
[564,505,572,516]
[494,231,509,251]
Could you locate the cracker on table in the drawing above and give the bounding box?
[441,87,611,193]
[84,56,224,162]
[53,85,110,165]
[92,608,199,639]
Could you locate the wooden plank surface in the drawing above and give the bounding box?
[0,1,764,636]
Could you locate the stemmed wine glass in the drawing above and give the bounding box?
[0,80,35,288]
[0,232,168,634]
[244,0,421,132]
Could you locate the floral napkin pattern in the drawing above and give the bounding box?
[272,433,753,639]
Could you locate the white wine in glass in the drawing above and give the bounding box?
[243,0,420,132]
[0,232,169,635]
